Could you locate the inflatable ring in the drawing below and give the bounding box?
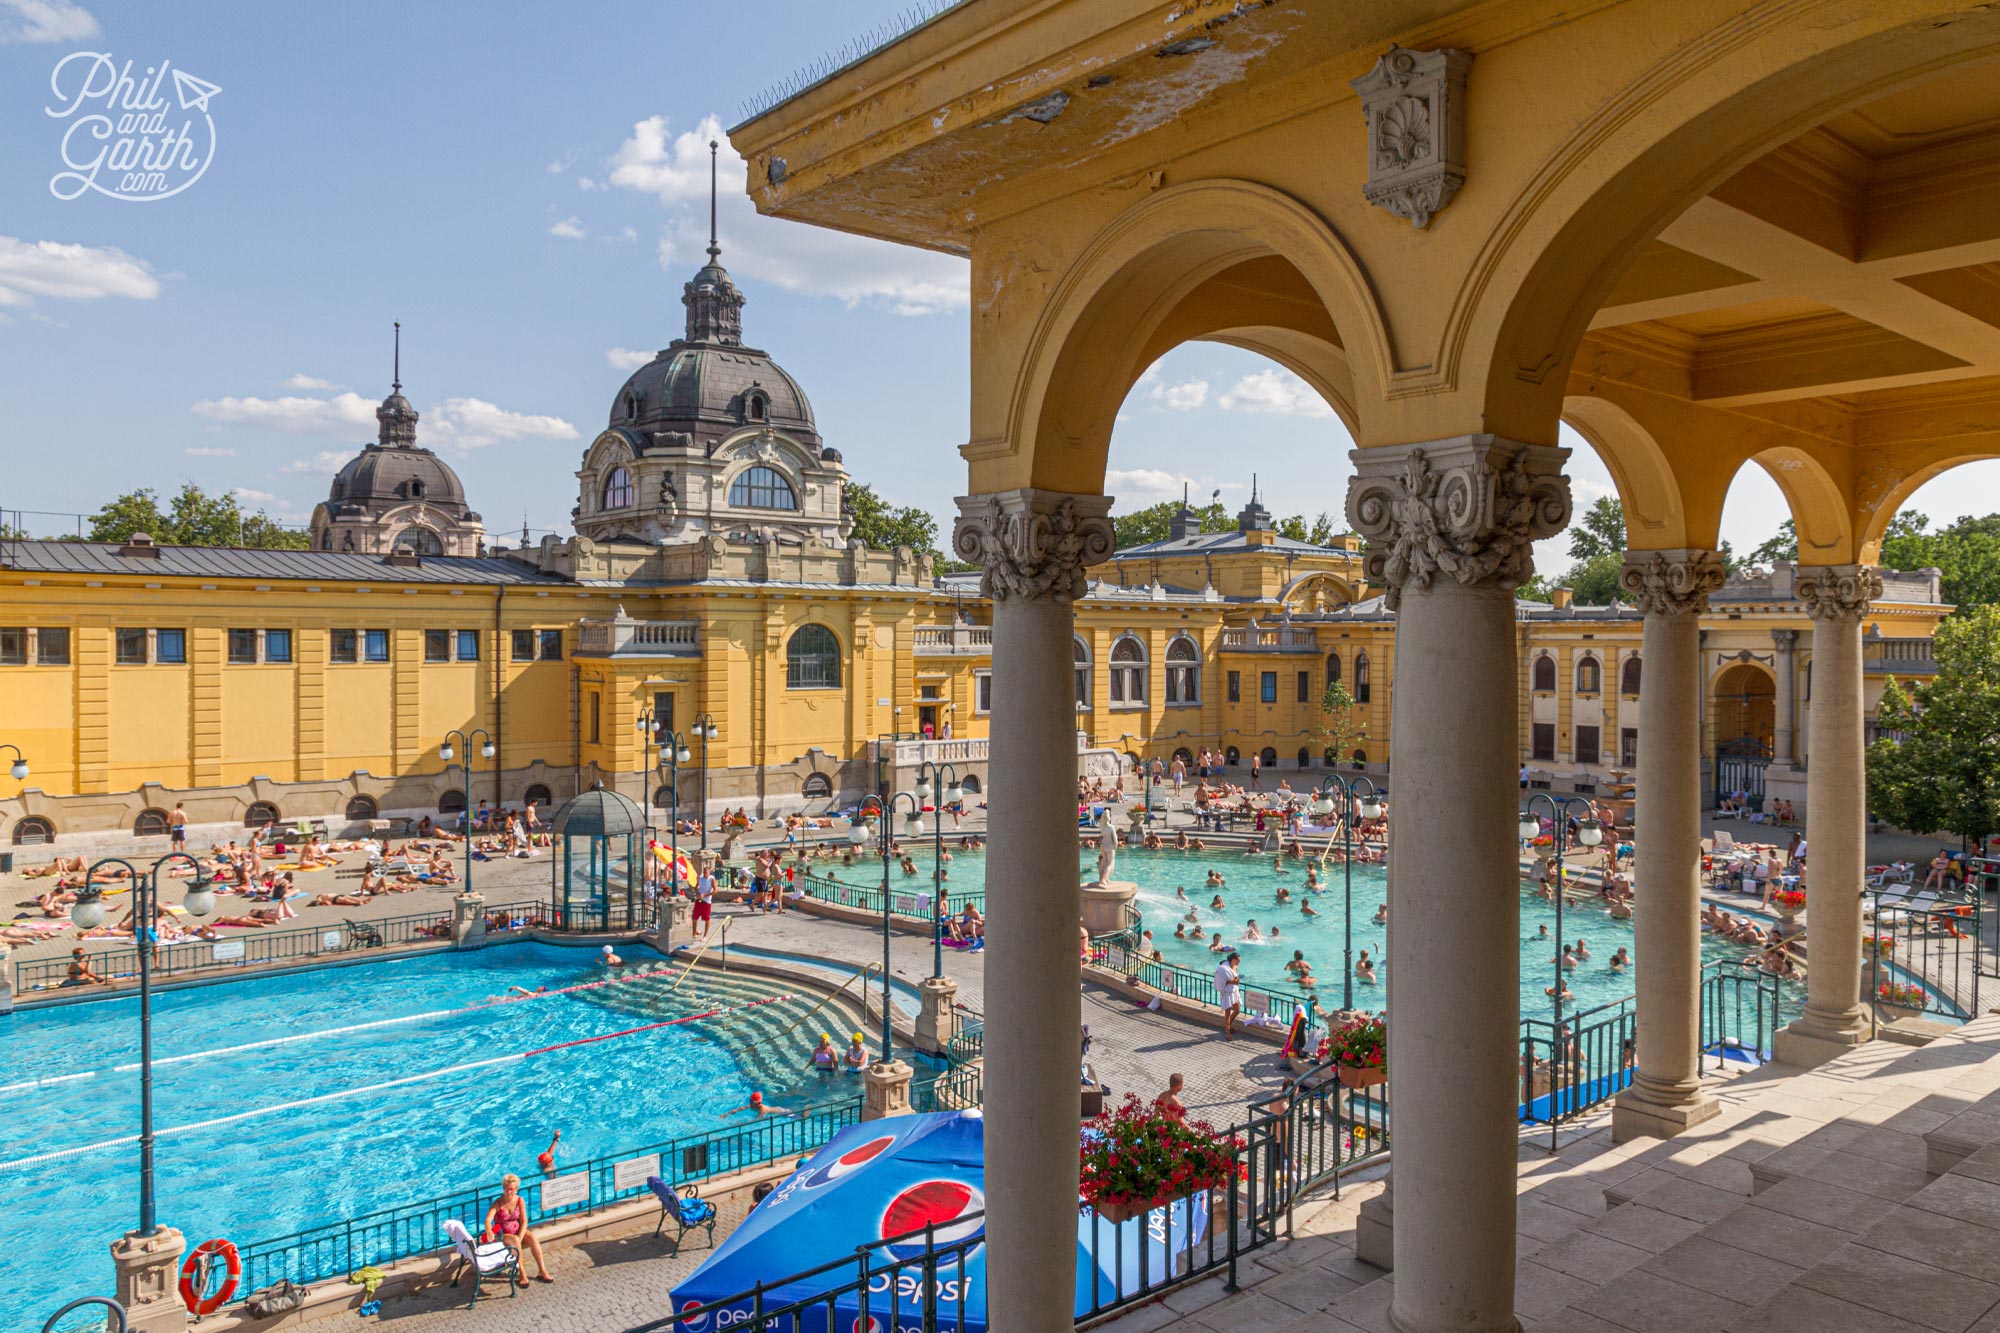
[179,1236,241,1316]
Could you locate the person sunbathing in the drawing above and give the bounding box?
[309,891,367,908]
[25,855,88,878]
[298,837,334,869]
[211,904,288,928]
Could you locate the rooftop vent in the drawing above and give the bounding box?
[382,551,422,568]
[118,533,163,559]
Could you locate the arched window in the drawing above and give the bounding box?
[394,527,443,556]
[1576,656,1601,694]
[786,624,841,689]
[244,801,281,829]
[653,783,678,810]
[345,794,378,821]
[745,392,767,422]
[625,390,640,420]
[1073,636,1091,711]
[1325,651,1341,685]
[729,466,797,511]
[1260,746,1279,768]
[1621,656,1642,696]
[1109,635,1147,705]
[1532,654,1557,692]
[1351,748,1368,770]
[409,480,426,499]
[1354,652,1371,703]
[439,789,468,815]
[1165,635,1200,705]
[523,784,553,808]
[959,773,981,794]
[1297,746,1312,768]
[1323,747,1338,767]
[801,773,832,799]
[133,808,171,837]
[1225,746,1241,766]
[11,815,55,846]
[601,467,634,510]
[1172,747,1195,769]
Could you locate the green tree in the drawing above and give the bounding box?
[1746,519,1797,568]
[1567,551,1627,605]
[1866,605,2000,845]
[1312,680,1369,764]
[844,481,942,558]
[1275,511,1337,545]
[87,483,309,549]
[1110,499,1229,549]
[1881,510,2000,613]
[1515,572,1557,602]
[1567,496,1626,562]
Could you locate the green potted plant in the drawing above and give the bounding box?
[1771,887,1807,926]
[1317,1012,1387,1089]
[1078,1095,1241,1225]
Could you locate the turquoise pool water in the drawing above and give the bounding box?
[892,845,1801,1020]
[0,941,868,1327]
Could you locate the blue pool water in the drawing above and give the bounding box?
[0,941,864,1327]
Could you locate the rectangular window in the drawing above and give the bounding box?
[652,691,675,735]
[228,628,259,664]
[155,629,186,664]
[116,627,149,664]
[1531,723,1556,762]
[540,629,564,660]
[363,629,390,663]
[456,629,480,661]
[588,691,601,744]
[0,628,24,666]
[1297,670,1310,703]
[330,629,358,664]
[1575,724,1601,765]
[975,671,993,714]
[263,629,292,664]
[424,629,450,663]
[1227,671,1241,703]
[1260,671,1277,705]
[36,627,69,665]
[1620,727,1639,768]
[511,629,536,661]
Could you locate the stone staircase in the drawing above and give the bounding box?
[1114,1016,2000,1331]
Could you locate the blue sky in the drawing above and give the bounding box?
[2,0,1995,571]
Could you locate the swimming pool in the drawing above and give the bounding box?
[0,941,877,1326]
[900,845,1802,1020]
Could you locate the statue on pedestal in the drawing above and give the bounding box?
[1094,839,1117,886]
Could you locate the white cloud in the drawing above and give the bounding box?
[1216,368,1334,417]
[190,391,376,436]
[0,236,158,307]
[549,216,586,240]
[282,373,337,391]
[0,0,99,43]
[1105,469,1237,506]
[232,487,280,505]
[612,226,637,243]
[607,347,654,370]
[281,450,355,476]
[183,446,236,458]
[1149,378,1208,411]
[424,397,578,451]
[611,113,970,316]
[577,177,605,192]
[546,150,579,175]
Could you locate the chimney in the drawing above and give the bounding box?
[118,532,162,559]
[1551,586,1573,610]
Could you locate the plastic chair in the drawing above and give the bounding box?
[442,1218,518,1307]
[648,1176,717,1254]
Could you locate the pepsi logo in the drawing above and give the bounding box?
[849,1319,882,1333]
[878,1180,985,1262]
[798,1133,897,1191]
[675,1299,709,1331]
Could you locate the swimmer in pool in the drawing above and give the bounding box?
[1243,919,1263,942]
[1301,899,1318,917]
[1355,950,1378,985]
[1211,895,1226,911]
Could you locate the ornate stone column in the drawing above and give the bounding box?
[953,488,1113,1331]
[1348,437,1569,1333]
[1776,565,1882,1068]
[1770,629,1799,768]
[1612,550,1725,1142]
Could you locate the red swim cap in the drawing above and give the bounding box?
[750,1092,763,1106]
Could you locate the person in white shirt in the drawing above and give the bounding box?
[694,871,716,937]
[1215,952,1243,1040]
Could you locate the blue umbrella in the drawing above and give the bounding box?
[669,1110,1210,1332]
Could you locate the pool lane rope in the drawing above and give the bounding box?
[0,991,795,1173]
[0,963,719,1095]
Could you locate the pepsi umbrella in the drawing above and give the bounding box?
[669,1110,1210,1332]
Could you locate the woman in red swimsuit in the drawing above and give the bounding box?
[484,1173,554,1283]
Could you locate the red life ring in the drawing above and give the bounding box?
[178,1237,242,1316]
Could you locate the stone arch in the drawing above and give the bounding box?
[1711,660,1776,750]
[1728,448,1854,566]
[1857,452,2000,560]
[1279,570,1362,614]
[1468,4,2000,439]
[989,179,1392,495]
[1561,397,1689,551]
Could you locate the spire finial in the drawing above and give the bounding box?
[392,320,402,393]
[1251,472,1259,504]
[707,140,720,263]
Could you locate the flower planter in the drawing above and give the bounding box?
[1337,1064,1386,1090]
[1091,1198,1152,1225]
[1876,1002,1922,1024]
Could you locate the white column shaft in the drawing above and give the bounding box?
[1802,612,1866,1031]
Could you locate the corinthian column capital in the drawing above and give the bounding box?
[952,488,1115,603]
[1619,549,1726,617]
[1796,564,1883,623]
[1344,435,1570,610]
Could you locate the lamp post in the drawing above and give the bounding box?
[914,761,962,978]
[691,714,719,852]
[636,708,692,892]
[1520,788,1600,1048]
[1310,774,1384,1013]
[0,744,27,782]
[69,854,214,1236]
[664,729,695,896]
[851,792,924,1060]
[438,728,494,891]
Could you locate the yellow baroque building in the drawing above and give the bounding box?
[0,250,1948,849]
